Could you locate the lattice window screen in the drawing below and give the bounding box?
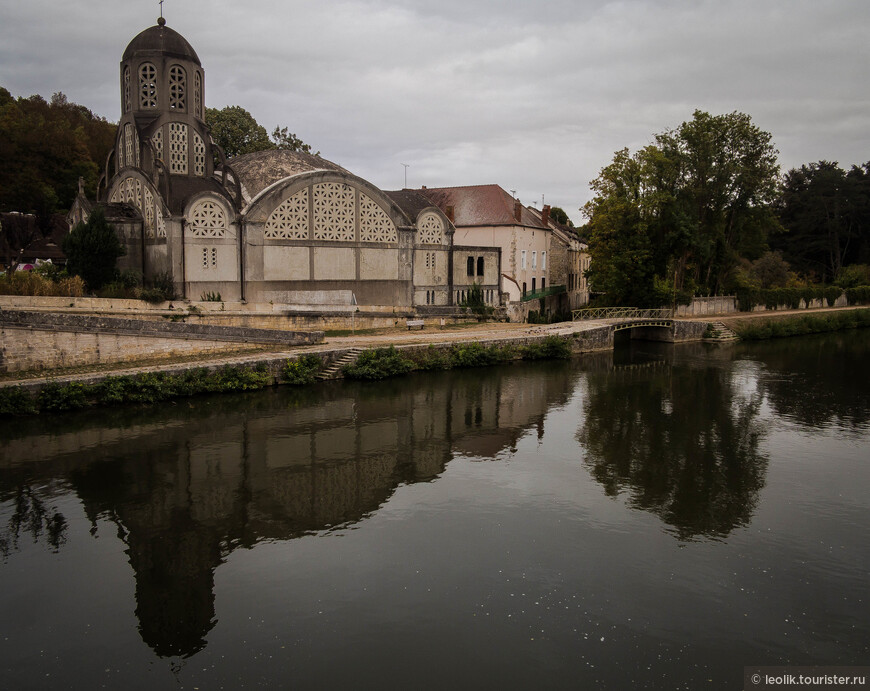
[152,127,163,161]
[265,188,309,239]
[157,212,166,238]
[139,63,157,108]
[123,67,131,113]
[193,132,206,176]
[194,71,202,118]
[169,123,188,174]
[143,186,155,237]
[189,199,227,238]
[124,124,134,168]
[417,212,444,244]
[313,182,355,241]
[359,193,397,243]
[169,65,186,110]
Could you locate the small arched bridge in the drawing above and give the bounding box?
[570,307,701,344]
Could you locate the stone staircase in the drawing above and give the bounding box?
[316,347,364,380]
[704,321,740,342]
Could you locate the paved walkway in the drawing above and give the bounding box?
[2,306,865,389]
[0,320,606,388]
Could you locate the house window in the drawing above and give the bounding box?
[542,251,546,270]
[467,256,474,276]
[542,278,546,292]
[476,256,484,276]
[532,251,537,269]
[522,282,527,296]
[521,250,527,269]
[532,277,536,293]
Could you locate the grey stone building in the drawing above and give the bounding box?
[70,18,500,311]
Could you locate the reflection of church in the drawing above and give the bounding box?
[69,17,501,309]
[0,363,574,657]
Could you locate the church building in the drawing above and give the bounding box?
[70,17,501,312]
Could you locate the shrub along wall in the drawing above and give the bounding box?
[727,309,870,340]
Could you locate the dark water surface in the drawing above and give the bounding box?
[1,333,868,689]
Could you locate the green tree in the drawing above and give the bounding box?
[775,161,870,281]
[205,106,316,158]
[0,87,114,214]
[583,111,781,305]
[271,126,313,153]
[62,207,125,290]
[549,206,574,227]
[205,105,272,158]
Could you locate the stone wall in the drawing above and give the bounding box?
[0,310,322,374]
[676,296,737,317]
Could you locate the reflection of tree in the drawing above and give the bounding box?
[0,486,67,558]
[578,363,768,540]
[750,334,870,431]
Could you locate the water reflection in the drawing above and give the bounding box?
[744,333,870,431]
[0,363,575,658]
[578,344,769,540]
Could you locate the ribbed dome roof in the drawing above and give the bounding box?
[122,21,201,65]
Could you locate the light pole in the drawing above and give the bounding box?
[401,164,409,189]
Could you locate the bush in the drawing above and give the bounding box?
[343,346,415,380]
[141,271,177,303]
[62,207,125,290]
[449,342,515,367]
[0,387,37,415]
[519,335,571,360]
[282,355,322,385]
[835,265,870,289]
[201,291,222,302]
[845,286,870,306]
[409,345,453,371]
[0,270,85,297]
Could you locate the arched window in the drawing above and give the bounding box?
[466,256,474,276]
[139,62,157,108]
[169,65,186,110]
[189,199,227,238]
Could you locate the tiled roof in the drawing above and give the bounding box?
[383,189,438,222]
[416,185,548,229]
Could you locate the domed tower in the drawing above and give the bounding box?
[116,16,210,182]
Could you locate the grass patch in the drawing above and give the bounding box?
[730,309,870,340]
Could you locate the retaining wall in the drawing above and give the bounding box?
[0,310,322,374]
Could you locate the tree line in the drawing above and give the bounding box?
[582,110,870,306]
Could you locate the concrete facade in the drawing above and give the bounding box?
[68,20,500,315]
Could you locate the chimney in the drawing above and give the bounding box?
[514,201,522,222]
[541,204,551,228]
[446,205,455,223]
[421,185,427,189]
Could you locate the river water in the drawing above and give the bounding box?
[1,333,868,690]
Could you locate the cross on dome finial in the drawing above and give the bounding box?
[158,0,165,23]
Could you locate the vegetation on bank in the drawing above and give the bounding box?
[0,337,575,416]
[729,309,870,340]
[342,337,572,381]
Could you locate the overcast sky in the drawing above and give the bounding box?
[1,0,868,224]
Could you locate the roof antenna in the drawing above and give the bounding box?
[509,190,516,199]
[158,0,166,25]
[401,163,409,189]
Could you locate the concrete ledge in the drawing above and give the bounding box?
[0,310,323,346]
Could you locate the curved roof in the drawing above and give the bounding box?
[123,21,201,65]
[228,149,349,202]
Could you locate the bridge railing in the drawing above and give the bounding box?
[571,307,675,321]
